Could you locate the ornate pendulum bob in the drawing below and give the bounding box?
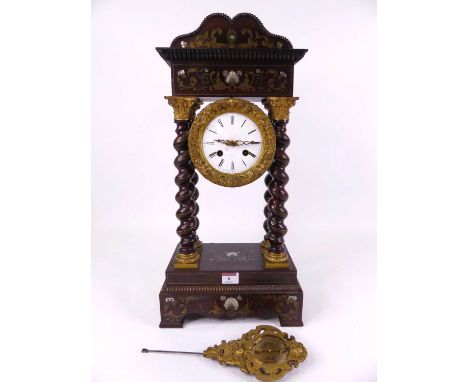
[142,325,308,382]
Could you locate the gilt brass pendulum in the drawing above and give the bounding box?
[141,325,307,382]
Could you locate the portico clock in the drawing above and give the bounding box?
[156,13,308,328]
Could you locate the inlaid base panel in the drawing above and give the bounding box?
[158,243,304,328]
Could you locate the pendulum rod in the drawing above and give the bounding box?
[142,348,203,355]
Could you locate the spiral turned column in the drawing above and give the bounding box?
[262,97,298,269]
[190,167,202,249]
[261,173,273,247]
[166,96,202,269]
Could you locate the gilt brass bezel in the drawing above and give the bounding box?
[189,98,276,187]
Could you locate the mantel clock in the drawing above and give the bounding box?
[156,13,307,327]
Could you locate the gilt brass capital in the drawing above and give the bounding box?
[262,97,299,121]
[165,96,202,121]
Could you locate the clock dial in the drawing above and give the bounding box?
[202,113,262,174]
[189,98,275,187]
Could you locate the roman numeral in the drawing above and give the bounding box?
[208,129,217,134]
[204,141,214,145]
[231,161,234,171]
[218,159,224,167]
[217,119,224,127]
[231,115,234,125]
[209,152,217,158]
[248,129,256,135]
[241,119,247,127]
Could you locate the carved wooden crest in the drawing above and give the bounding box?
[170,13,293,50]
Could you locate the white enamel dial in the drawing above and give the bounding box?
[202,112,263,174]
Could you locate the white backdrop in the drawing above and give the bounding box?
[92,1,376,381]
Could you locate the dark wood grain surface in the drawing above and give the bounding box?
[166,243,297,284]
[159,243,303,328]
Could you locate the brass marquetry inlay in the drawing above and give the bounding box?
[169,13,294,52]
[187,27,276,49]
[175,67,288,94]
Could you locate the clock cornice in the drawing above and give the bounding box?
[156,13,307,98]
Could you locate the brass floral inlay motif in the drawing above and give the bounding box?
[175,67,288,94]
[187,28,275,49]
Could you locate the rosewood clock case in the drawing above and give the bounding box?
[156,13,307,327]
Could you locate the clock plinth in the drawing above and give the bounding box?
[159,243,304,328]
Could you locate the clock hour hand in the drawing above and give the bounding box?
[214,139,261,146]
[214,139,239,147]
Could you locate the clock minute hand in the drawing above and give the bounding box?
[214,139,260,146]
[239,140,261,145]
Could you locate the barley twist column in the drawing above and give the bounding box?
[190,167,202,249]
[166,96,202,269]
[262,97,298,269]
[261,173,273,247]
